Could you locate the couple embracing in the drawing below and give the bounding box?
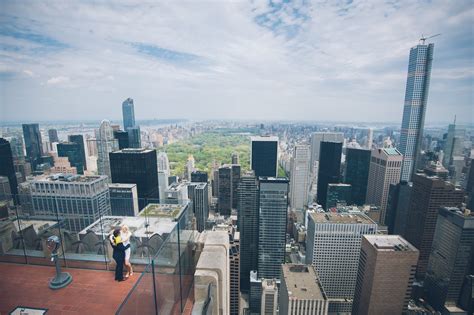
[109,225,134,281]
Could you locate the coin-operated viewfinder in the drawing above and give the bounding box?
[47,235,72,289]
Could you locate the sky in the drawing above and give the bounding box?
[0,0,472,123]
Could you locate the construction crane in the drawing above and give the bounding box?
[419,33,441,45]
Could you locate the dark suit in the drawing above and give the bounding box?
[111,241,130,281]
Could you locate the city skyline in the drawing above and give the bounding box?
[1,1,472,123]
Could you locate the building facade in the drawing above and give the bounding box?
[399,43,434,182]
[261,279,278,315]
[194,183,209,232]
[316,141,342,210]
[237,172,259,292]
[425,207,474,311]
[290,144,310,212]
[352,235,419,315]
[309,132,344,175]
[122,97,135,130]
[68,135,87,171]
[306,211,377,313]
[96,120,119,179]
[251,136,278,177]
[29,174,111,232]
[326,183,352,208]
[365,147,403,225]
[0,138,19,202]
[108,183,139,216]
[57,142,85,174]
[258,177,288,280]
[404,173,465,279]
[109,148,159,210]
[344,147,371,206]
[22,123,43,169]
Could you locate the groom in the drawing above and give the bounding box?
[110,228,130,281]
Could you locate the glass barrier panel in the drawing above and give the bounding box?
[0,197,27,264]
[115,263,157,315]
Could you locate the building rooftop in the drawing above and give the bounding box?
[0,263,138,315]
[113,148,154,154]
[282,264,327,301]
[139,202,187,219]
[309,211,375,225]
[328,183,351,187]
[80,215,177,239]
[29,173,106,183]
[250,135,278,142]
[382,147,402,156]
[364,235,418,252]
[165,182,187,192]
[108,183,137,189]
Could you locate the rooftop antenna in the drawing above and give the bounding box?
[420,33,441,45]
[454,114,457,125]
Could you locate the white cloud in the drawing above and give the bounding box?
[46,76,70,85]
[0,0,472,123]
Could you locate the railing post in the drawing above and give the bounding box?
[151,260,159,315]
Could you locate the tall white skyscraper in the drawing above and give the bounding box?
[96,120,118,180]
[290,144,310,216]
[366,148,403,224]
[306,211,377,313]
[399,43,434,182]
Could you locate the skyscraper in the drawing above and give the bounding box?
[290,144,310,213]
[0,138,18,202]
[443,122,465,168]
[127,126,141,148]
[96,120,119,179]
[316,141,342,210]
[113,130,129,150]
[231,164,240,209]
[218,165,232,215]
[344,147,371,206]
[365,148,403,224]
[22,123,43,169]
[385,181,413,235]
[157,151,170,177]
[399,43,434,182]
[306,211,377,313]
[109,148,159,210]
[122,97,136,130]
[425,207,474,311]
[257,177,288,280]
[48,129,59,144]
[309,132,344,175]
[237,172,259,292]
[251,136,278,177]
[194,182,209,232]
[57,142,84,174]
[404,173,464,278]
[352,235,419,315]
[68,135,87,171]
[157,171,168,203]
